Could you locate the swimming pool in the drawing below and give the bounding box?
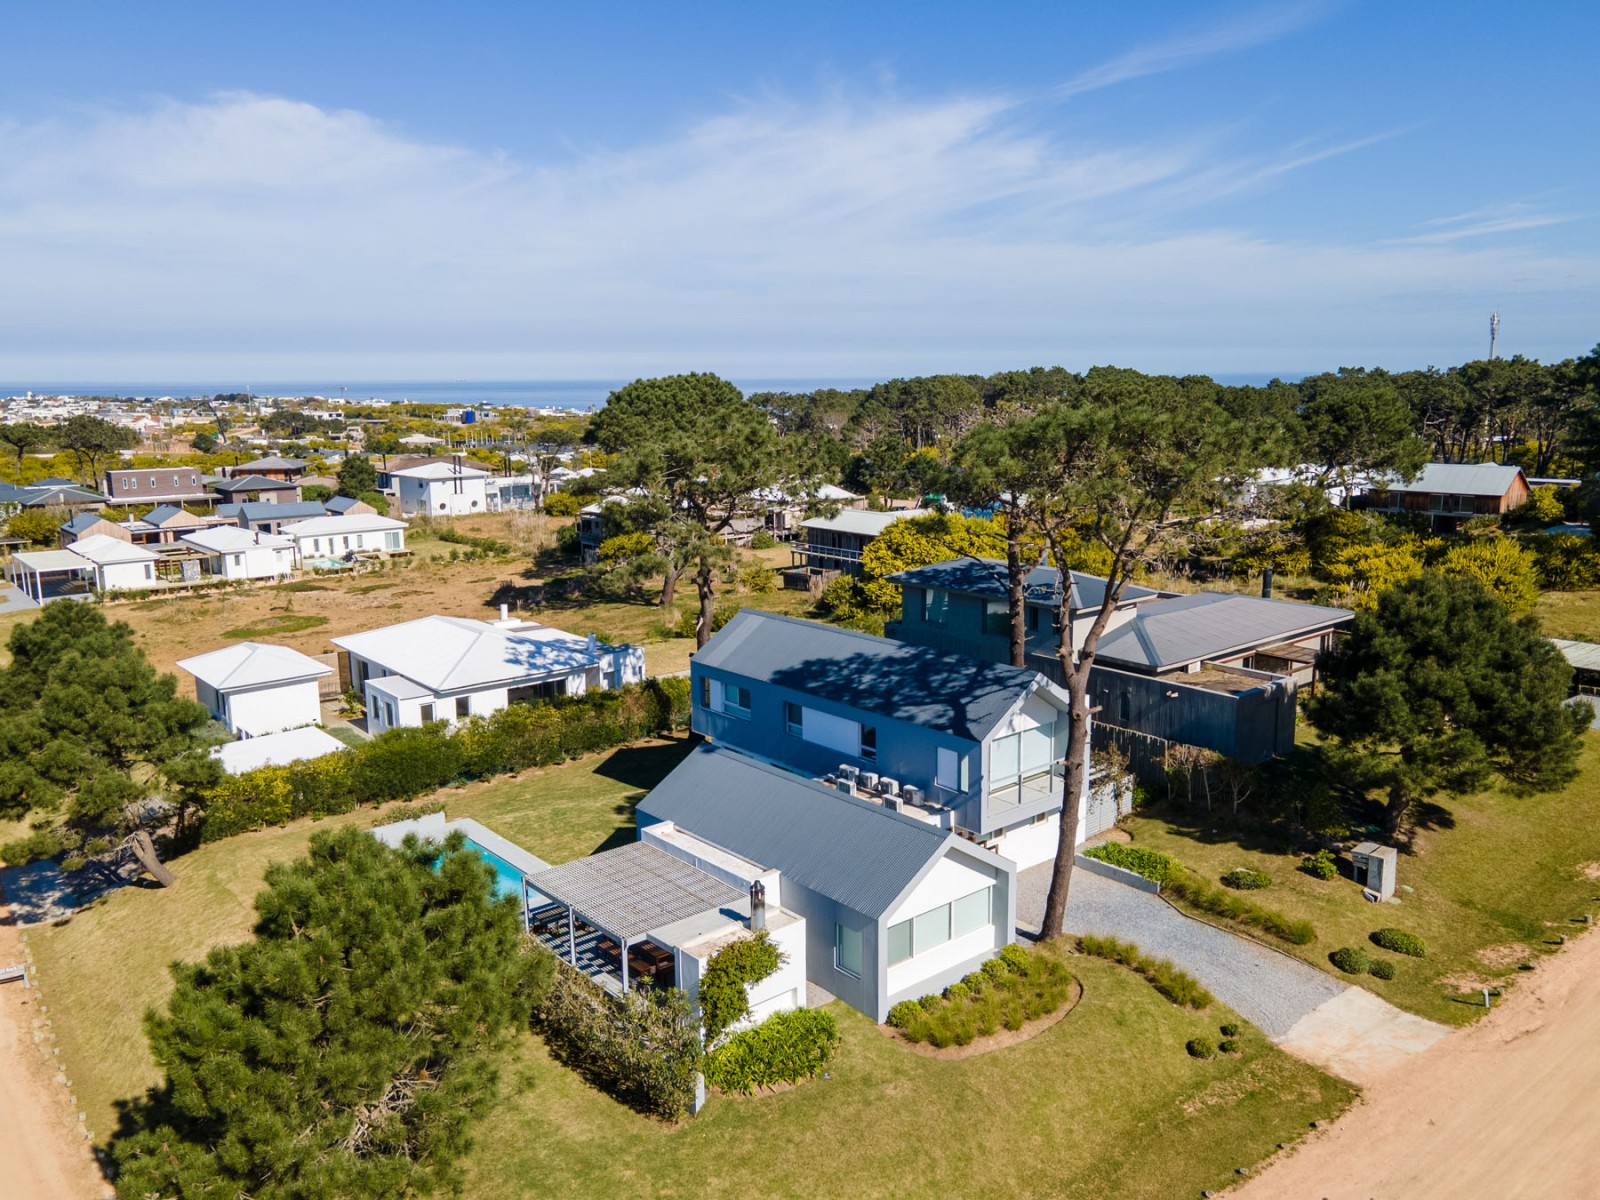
[465,838,528,901]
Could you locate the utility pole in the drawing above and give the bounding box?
[1489,311,1500,361]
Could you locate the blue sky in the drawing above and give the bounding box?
[2,1,1595,381]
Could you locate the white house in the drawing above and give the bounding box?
[68,534,162,592]
[331,613,647,734]
[279,513,408,565]
[177,641,333,736]
[214,726,347,774]
[180,526,296,581]
[389,461,491,517]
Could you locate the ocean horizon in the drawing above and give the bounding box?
[0,372,1300,409]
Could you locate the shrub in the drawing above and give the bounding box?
[1164,869,1316,945]
[1368,960,1396,981]
[1083,842,1174,885]
[704,1009,839,1095]
[0,826,65,866]
[944,981,971,1002]
[750,530,779,550]
[999,942,1031,974]
[1077,935,1213,1009]
[1329,946,1371,975]
[543,492,582,517]
[1186,1037,1216,1059]
[736,562,778,594]
[919,992,942,1012]
[1301,849,1339,880]
[1218,1038,1240,1055]
[700,932,784,1043]
[887,1000,922,1029]
[981,957,1009,983]
[535,964,701,1119]
[1370,928,1427,958]
[962,970,986,994]
[1222,867,1271,890]
[1219,1022,1239,1037]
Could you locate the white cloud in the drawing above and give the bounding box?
[0,88,1593,379]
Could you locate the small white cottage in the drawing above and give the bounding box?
[177,641,334,736]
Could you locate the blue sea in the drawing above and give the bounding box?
[1,372,1295,409]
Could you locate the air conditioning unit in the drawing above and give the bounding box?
[883,794,904,813]
[821,774,837,787]
[901,784,923,806]
[838,764,860,782]
[835,777,855,795]
[860,771,880,792]
[879,777,900,798]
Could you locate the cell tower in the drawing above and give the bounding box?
[1489,311,1500,361]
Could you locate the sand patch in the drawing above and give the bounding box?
[1476,943,1533,969]
[1577,861,1600,881]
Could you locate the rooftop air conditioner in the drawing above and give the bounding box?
[879,777,900,798]
[835,777,855,795]
[838,764,860,782]
[860,772,880,792]
[901,784,924,806]
[883,795,904,813]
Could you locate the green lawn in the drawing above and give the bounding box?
[26,737,691,1139]
[464,962,1350,1200]
[1120,735,1600,1024]
[24,732,1356,1196]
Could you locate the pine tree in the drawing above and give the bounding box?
[113,827,553,1199]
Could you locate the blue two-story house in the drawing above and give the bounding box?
[690,609,1102,869]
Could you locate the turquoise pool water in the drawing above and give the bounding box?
[465,838,527,901]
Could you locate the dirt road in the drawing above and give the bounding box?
[0,915,111,1200]
[1233,926,1600,1199]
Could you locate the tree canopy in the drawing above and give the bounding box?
[56,414,138,484]
[0,603,212,866]
[588,373,792,644]
[337,452,378,499]
[0,421,53,471]
[1307,572,1588,833]
[113,826,552,1199]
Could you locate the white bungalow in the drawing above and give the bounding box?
[177,641,334,736]
[331,613,647,734]
[389,461,491,517]
[181,526,296,581]
[68,534,162,592]
[279,513,408,565]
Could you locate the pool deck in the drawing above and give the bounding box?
[369,813,552,876]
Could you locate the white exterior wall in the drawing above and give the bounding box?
[677,917,809,1040]
[223,679,322,737]
[991,813,1066,869]
[364,682,511,731]
[883,852,1004,997]
[295,527,406,560]
[97,559,157,592]
[397,475,489,517]
[213,545,295,580]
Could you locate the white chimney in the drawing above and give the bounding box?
[499,602,509,622]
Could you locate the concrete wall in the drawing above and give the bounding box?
[224,679,322,737]
[1089,664,1296,763]
[397,475,489,517]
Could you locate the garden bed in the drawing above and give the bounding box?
[885,943,1079,1050]
[882,975,1081,1059]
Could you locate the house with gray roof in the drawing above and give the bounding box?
[639,742,1016,1021]
[788,506,930,582]
[1361,462,1531,531]
[218,499,329,533]
[887,559,1353,765]
[691,609,1094,869]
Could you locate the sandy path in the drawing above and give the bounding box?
[1233,926,1600,1199]
[0,915,112,1200]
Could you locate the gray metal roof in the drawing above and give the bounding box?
[1377,462,1525,497]
[800,508,929,537]
[1095,592,1353,671]
[1552,639,1600,673]
[210,474,294,492]
[886,558,1161,610]
[638,743,956,918]
[233,500,327,522]
[527,841,745,941]
[235,456,310,471]
[697,610,1059,742]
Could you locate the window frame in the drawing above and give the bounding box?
[859,723,877,760]
[834,923,863,979]
[455,696,471,719]
[783,700,804,737]
[420,702,436,723]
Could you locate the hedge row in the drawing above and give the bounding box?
[1082,843,1175,885]
[704,1009,840,1095]
[199,679,691,841]
[1076,934,1214,1009]
[1165,869,1317,946]
[534,961,702,1120]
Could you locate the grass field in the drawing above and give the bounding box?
[1120,736,1600,1025]
[23,733,1354,1197]
[1536,588,1600,642]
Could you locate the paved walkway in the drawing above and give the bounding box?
[0,584,39,614]
[1019,862,1446,1081]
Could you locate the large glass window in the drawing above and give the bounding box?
[724,684,752,716]
[835,923,863,978]
[783,701,803,736]
[914,905,951,951]
[952,888,993,937]
[887,920,913,965]
[991,732,1020,783]
[983,600,1008,636]
[860,724,877,760]
[923,588,949,625]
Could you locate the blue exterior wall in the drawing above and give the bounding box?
[1089,664,1296,763]
[691,659,987,828]
[887,584,1059,663]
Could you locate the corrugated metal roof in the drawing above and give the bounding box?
[1378,462,1525,497]
[527,841,745,941]
[696,610,1059,742]
[886,558,1162,610]
[279,513,406,536]
[233,500,328,522]
[1552,639,1600,672]
[68,534,160,564]
[178,641,333,690]
[638,743,956,918]
[1095,592,1353,671]
[181,526,292,552]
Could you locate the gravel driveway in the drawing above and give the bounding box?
[1017,862,1347,1038]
